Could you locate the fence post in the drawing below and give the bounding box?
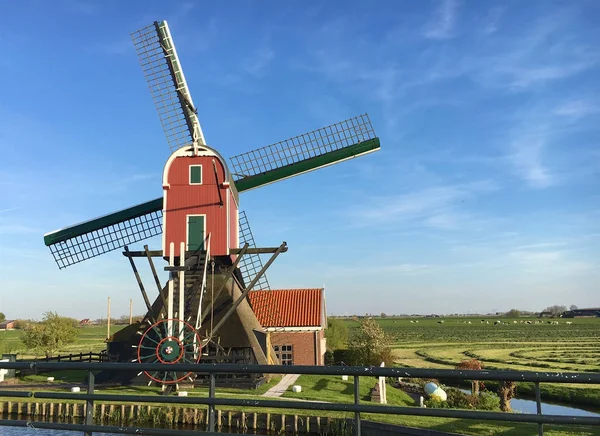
[535,381,543,436]
[84,370,95,436]
[353,375,361,436]
[208,373,216,432]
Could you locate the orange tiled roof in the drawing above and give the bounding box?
[248,289,324,328]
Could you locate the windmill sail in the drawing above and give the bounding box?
[237,211,270,291]
[230,114,380,192]
[44,199,163,269]
[131,21,205,151]
[44,203,267,271]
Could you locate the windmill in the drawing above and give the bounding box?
[43,21,380,387]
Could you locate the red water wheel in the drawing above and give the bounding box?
[137,318,202,384]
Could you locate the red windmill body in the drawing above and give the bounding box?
[162,146,239,258]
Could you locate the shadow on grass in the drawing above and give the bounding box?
[313,378,329,392]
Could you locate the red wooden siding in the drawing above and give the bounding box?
[163,154,236,257]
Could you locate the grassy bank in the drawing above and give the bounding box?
[338,316,600,412]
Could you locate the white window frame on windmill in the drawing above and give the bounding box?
[186,214,206,252]
[189,165,203,185]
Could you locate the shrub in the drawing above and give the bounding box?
[425,388,500,411]
[474,392,501,411]
[348,318,394,366]
[21,311,77,357]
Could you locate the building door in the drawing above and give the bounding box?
[187,215,205,251]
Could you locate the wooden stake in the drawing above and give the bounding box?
[107,297,111,340]
[129,299,133,324]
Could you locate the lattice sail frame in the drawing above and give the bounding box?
[229,114,376,179]
[238,211,287,331]
[131,21,205,152]
[47,209,162,269]
[237,211,270,291]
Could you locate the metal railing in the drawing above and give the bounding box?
[24,352,110,363]
[0,361,598,436]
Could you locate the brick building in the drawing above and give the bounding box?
[0,320,16,330]
[248,289,327,366]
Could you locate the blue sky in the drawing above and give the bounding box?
[0,0,598,320]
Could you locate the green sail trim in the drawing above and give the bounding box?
[43,198,163,247]
[234,137,381,192]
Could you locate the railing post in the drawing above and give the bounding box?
[353,375,361,436]
[84,370,95,436]
[208,373,216,432]
[535,381,543,436]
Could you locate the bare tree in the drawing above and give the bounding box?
[543,305,567,317]
[456,359,483,396]
[498,381,517,412]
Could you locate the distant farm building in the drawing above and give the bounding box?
[562,308,600,318]
[249,289,327,366]
[0,320,16,330]
[79,319,91,326]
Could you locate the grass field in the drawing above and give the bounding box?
[0,325,126,358]
[339,316,600,372]
[1,318,599,435]
[341,316,600,407]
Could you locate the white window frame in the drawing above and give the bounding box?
[189,165,203,185]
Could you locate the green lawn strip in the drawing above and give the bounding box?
[280,374,414,405]
[19,370,91,384]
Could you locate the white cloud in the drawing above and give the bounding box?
[554,100,599,118]
[244,47,275,77]
[0,207,20,214]
[423,0,460,40]
[513,242,568,250]
[425,212,461,230]
[480,6,504,35]
[350,179,499,227]
[323,263,431,278]
[509,137,555,189]
[508,249,594,275]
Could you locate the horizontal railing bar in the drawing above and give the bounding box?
[0,391,32,398]
[0,419,243,435]
[2,391,599,426]
[3,362,600,384]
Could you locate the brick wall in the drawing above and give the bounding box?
[270,330,325,366]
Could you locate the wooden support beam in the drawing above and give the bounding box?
[164,266,190,272]
[200,243,250,323]
[124,246,155,322]
[230,247,288,254]
[121,247,288,257]
[210,242,287,338]
[144,244,168,319]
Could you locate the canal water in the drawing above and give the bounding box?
[457,389,600,417]
[1,430,110,436]
[0,424,268,435]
